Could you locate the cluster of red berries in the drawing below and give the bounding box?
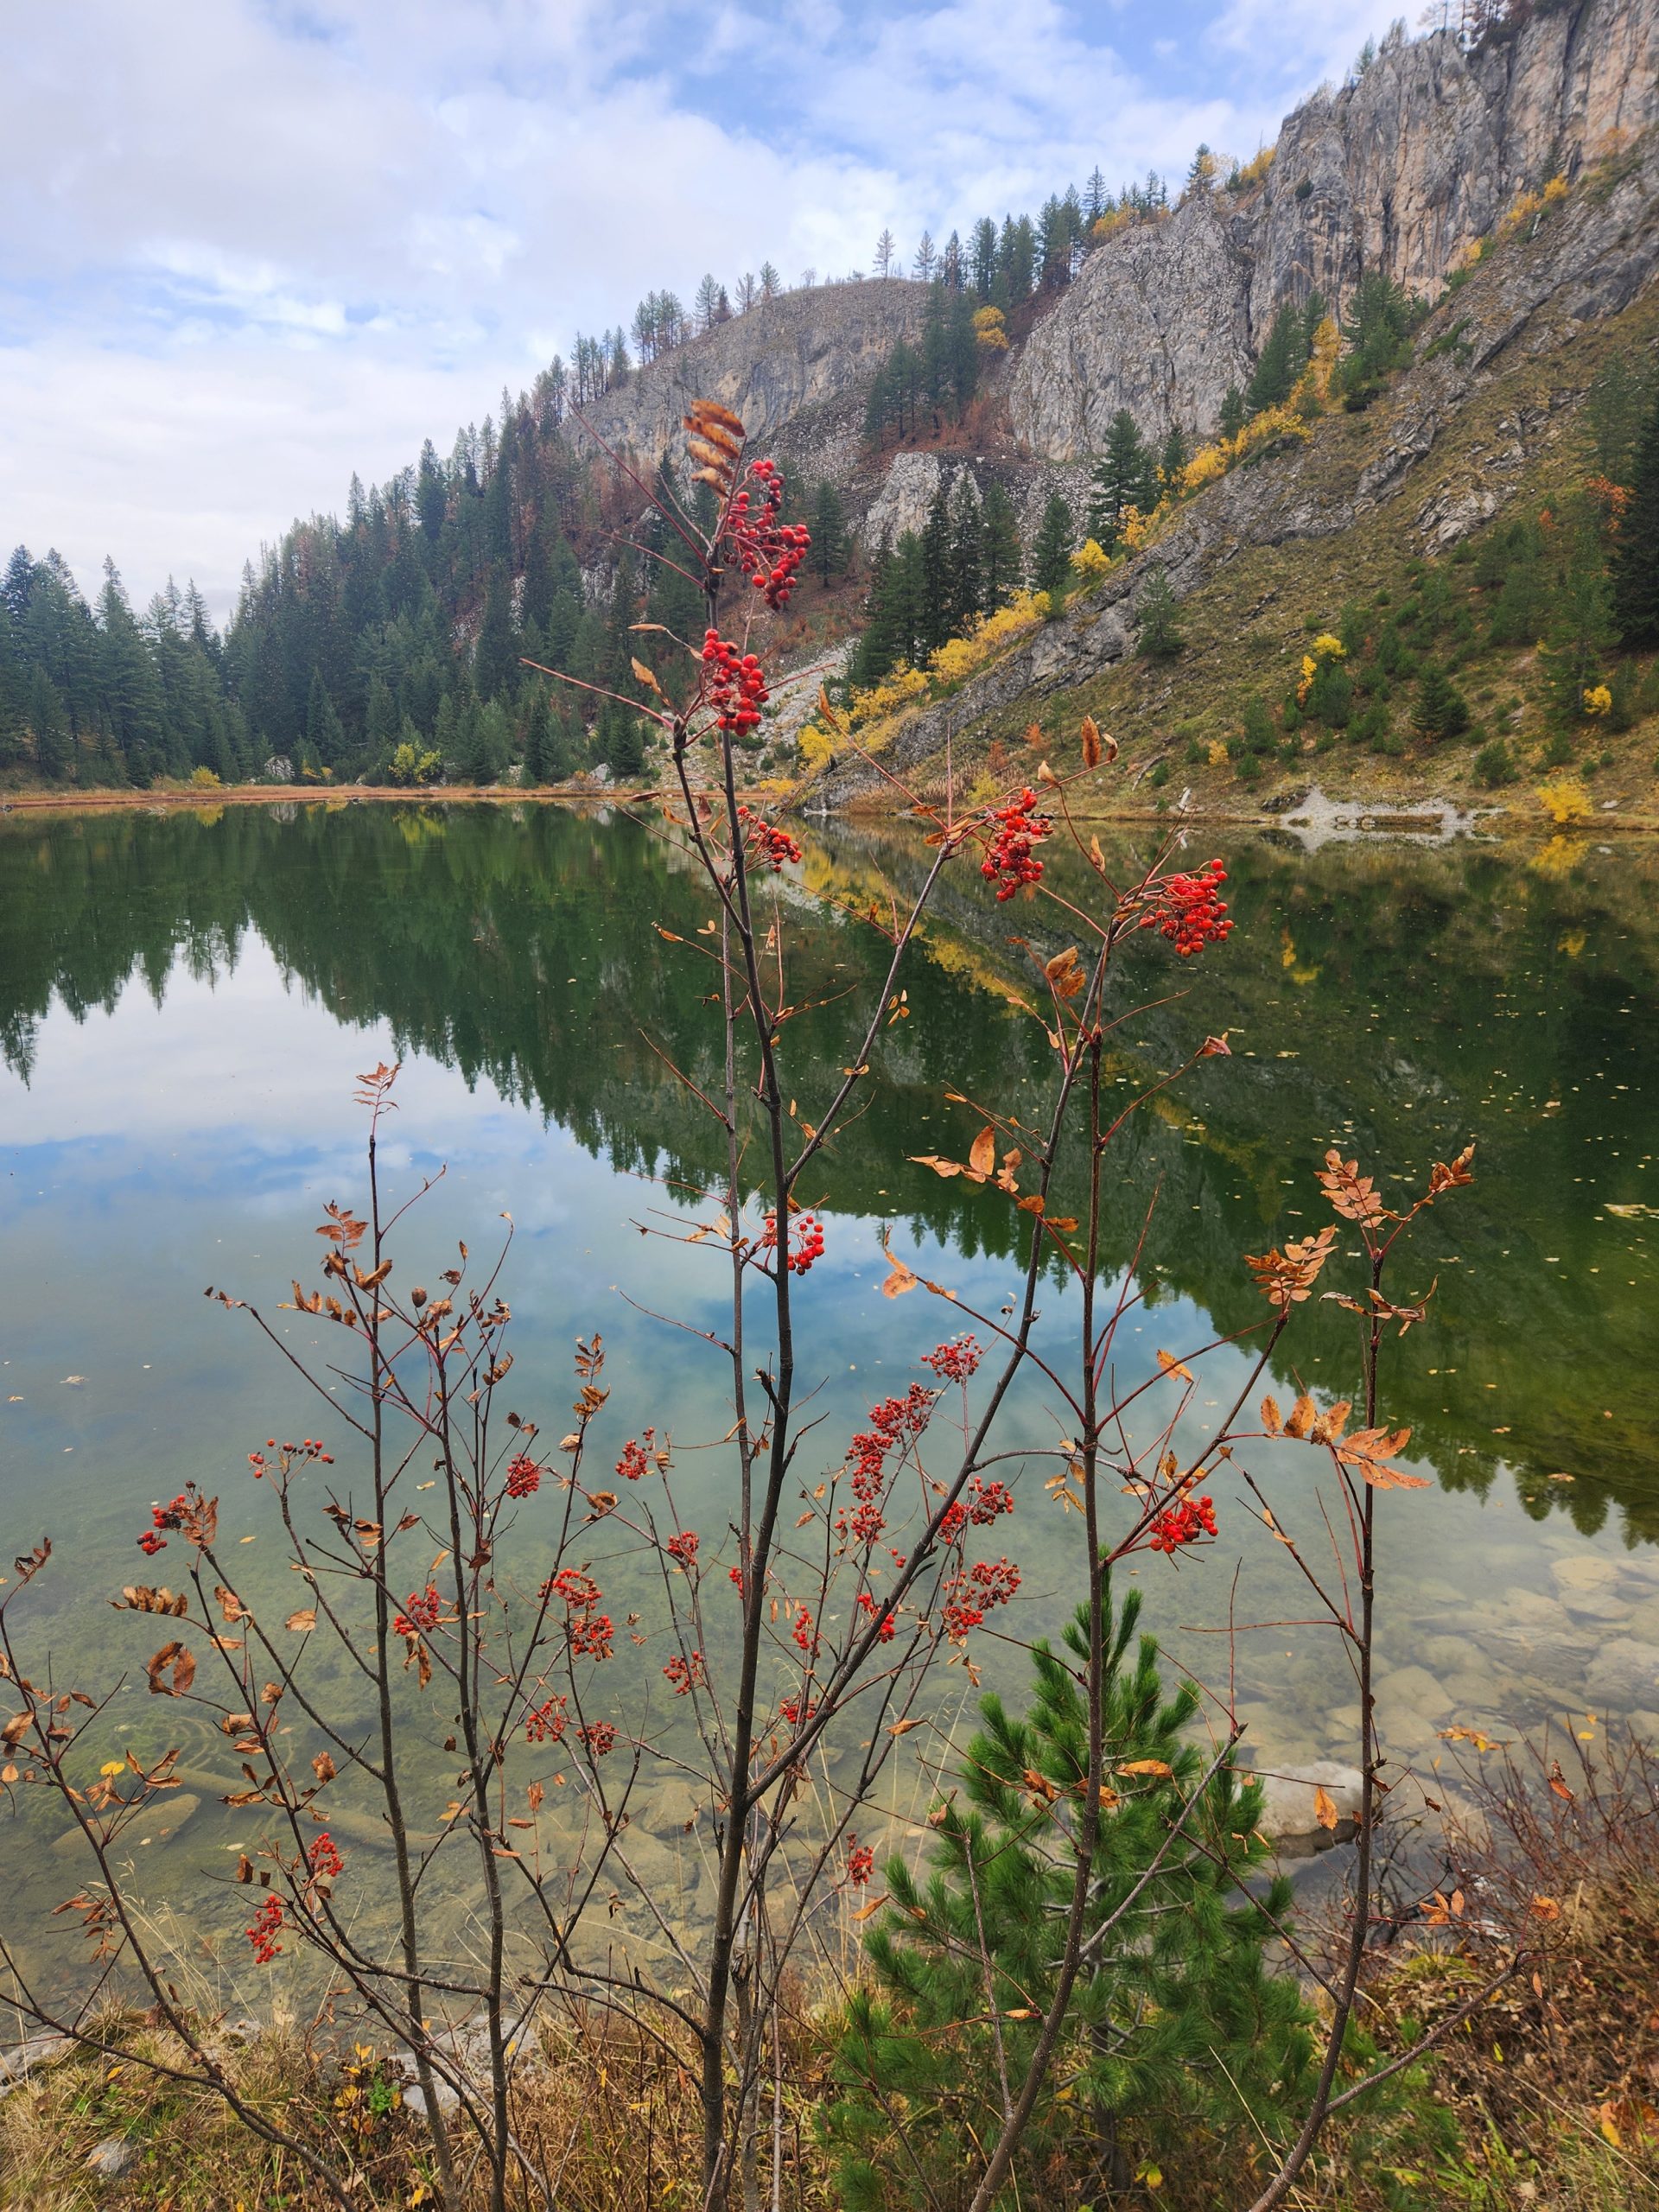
[663,1649,707,1695]
[981,790,1052,900]
[1135,861,1233,958]
[938,1475,1017,1546]
[550,1568,613,1660]
[505,1452,542,1498]
[246,1893,284,1965]
[840,1385,937,1548]
[791,1603,817,1656]
[737,804,803,870]
[760,1211,825,1275]
[778,1693,817,1726]
[856,1590,898,1642]
[846,1839,875,1885]
[1147,1495,1217,1554]
[578,1721,616,1756]
[665,1529,699,1567]
[921,1334,982,1383]
[308,1832,344,1884]
[702,630,768,732]
[137,1489,195,1555]
[393,1582,443,1638]
[525,1694,568,1745]
[616,1427,658,1483]
[721,458,810,609]
[941,1555,1021,1640]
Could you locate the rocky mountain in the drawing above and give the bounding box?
[566,279,927,460]
[552,0,1659,820]
[573,0,1655,489]
[1010,0,1659,454]
[811,109,1659,807]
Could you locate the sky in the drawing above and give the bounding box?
[0,0,1408,620]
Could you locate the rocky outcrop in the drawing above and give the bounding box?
[1007,194,1256,459]
[562,281,927,463]
[1010,0,1659,456]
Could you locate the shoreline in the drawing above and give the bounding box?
[5,779,1659,836]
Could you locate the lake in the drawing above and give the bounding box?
[2,798,1656,1986]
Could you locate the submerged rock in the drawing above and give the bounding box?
[1251,1760,1363,1857]
[1586,1640,1659,1709]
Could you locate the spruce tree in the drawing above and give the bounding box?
[825,1587,1312,2210]
[1029,493,1076,598]
[979,482,1022,612]
[1219,385,1247,441]
[1137,564,1185,659]
[1611,389,1659,648]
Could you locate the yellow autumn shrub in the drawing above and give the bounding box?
[1535,777,1592,827]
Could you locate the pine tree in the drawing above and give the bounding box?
[0,598,22,771]
[1137,564,1185,659]
[416,441,447,542]
[1335,273,1421,410]
[305,671,347,766]
[918,485,952,658]
[810,483,850,585]
[1028,493,1076,598]
[365,674,400,755]
[944,474,982,634]
[874,229,896,280]
[1086,410,1153,550]
[1159,422,1190,493]
[1611,389,1659,648]
[28,664,72,780]
[96,558,167,780]
[1219,385,1247,440]
[979,482,1022,612]
[969,218,998,301]
[1245,303,1306,415]
[474,563,518,702]
[1410,663,1471,740]
[825,1587,1312,2211]
[522,692,554,785]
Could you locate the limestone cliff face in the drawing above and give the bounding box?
[811,123,1659,810]
[1010,0,1659,458]
[562,280,927,463]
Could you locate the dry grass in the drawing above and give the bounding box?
[0,2002,837,2211]
[6,1738,1656,2209]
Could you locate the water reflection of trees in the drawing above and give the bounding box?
[2,802,1654,1538]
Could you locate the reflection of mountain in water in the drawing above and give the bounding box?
[2,802,1655,1539]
